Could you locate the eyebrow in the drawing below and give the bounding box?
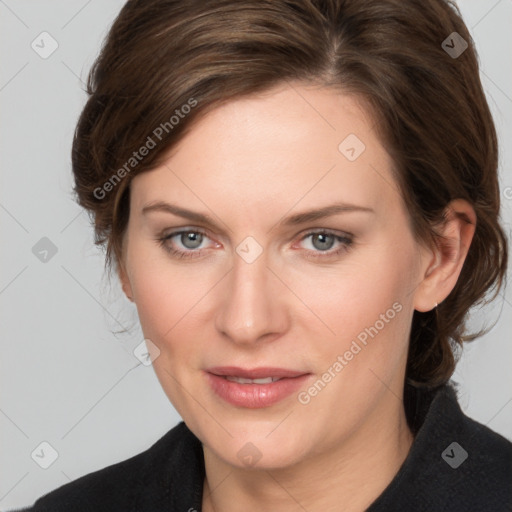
[141,201,374,229]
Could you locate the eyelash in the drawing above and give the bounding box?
[156,228,354,261]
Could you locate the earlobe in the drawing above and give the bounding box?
[118,262,134,302]
[413,199,476,312]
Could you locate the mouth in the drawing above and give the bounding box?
[205,366,312,408]
[207,366,309,380]
[224,375,282,384]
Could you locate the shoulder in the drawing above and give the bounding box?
[12,421,198,512]
[370,382,512,511]
[429,384,512,508]
[446,393,512,509]
[419,384,512,509]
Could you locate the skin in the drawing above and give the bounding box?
[118,81,476,511]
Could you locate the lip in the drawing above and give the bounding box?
[207,366,308,379]
[205,367,311,408]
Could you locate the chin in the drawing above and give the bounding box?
[205,424,311,471]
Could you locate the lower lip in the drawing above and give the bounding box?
[205,372,311,408]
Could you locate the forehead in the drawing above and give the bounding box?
[130,83,401,222]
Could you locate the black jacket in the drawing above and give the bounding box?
[10,382,512,511]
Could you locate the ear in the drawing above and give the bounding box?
[413,199,476,312]
[118,260,134,303]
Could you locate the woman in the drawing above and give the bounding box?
[14,0,511,510]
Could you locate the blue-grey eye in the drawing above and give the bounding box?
[310,233,336,251]
[180,231,204,249]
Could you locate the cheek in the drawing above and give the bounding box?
[289,245,415,375]
[133,268,201,347]
[126,241,196,350]
[128,260,209,412]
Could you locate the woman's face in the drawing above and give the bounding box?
[120,82,431,469]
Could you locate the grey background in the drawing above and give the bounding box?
[1,0,511,509]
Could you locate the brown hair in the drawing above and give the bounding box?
[72,0,508,392]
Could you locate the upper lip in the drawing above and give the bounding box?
[207,366,309,379]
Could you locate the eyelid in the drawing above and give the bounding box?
[160,227,219,248]
[157,226,354,259]
[292,228,354,255]
[295,227,353,243]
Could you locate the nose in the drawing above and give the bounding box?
[214,248,288,346]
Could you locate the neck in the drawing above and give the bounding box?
[202,394,414,512]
